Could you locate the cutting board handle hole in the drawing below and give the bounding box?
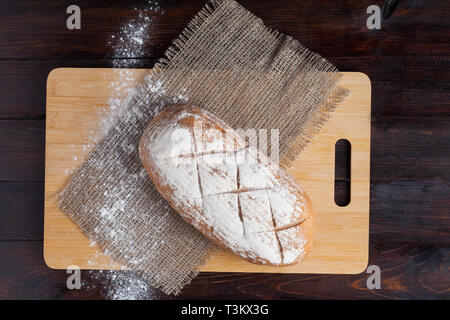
[334,139,351,207]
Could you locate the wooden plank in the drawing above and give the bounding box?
[0,59,156,120]
[2,56,448,120]
[183,242,450,299]
[371,81,450,117]
[0,182,44,240]
[0,120,45,181]
[0,240,448,299]
[0,241,106,300]
[43,69,371,273]
[330,56,450,83]
[371,181,450,244]
[0,0,448,59]
[371,117,450,181]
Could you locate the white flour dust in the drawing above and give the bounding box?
[92,0,164,143]
[108,1,163,60]
[62,1,166,176]
[63,1,191,299]
[64,1,166,299]
[83,270,160,300]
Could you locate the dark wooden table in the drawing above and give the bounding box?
[0,0,449,299]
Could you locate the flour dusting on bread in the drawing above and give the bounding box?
[139,105,313,265]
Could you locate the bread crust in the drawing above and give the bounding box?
[139,104,313,266]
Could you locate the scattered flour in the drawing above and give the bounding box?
[86,0,165,146]
[67,1,168,299]
[61,0,205,299]
[108,1,163,60]
[83,270,159,300]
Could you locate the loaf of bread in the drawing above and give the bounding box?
[139,104,313,266]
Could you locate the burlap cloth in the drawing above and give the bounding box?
[58,0,348,295]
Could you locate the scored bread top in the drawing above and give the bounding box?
[139,104,313,266]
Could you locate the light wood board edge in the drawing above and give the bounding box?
[43,68,371,274]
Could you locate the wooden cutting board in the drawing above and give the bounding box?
[44,68,371,274]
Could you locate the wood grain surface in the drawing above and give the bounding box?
[43,69,371,274]
[0,0,449,299]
